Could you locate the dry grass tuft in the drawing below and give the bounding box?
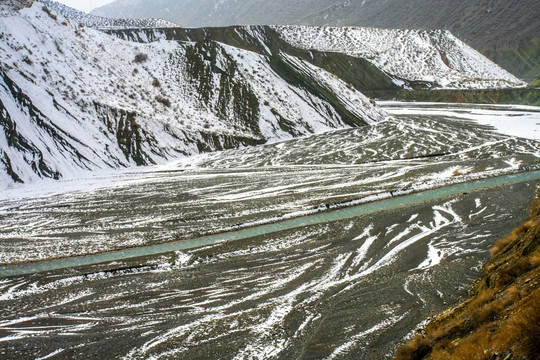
[491,219,534,257]
[492,289,540,358]
[470,301,502,326]
[496,258,532,288]
[529,249,540,267]
[500,285,519,307]
[394,334,431,360]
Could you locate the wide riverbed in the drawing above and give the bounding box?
[1,102,539,359]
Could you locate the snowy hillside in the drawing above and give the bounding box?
[273,26,525,89]
[0,1,386,185]
[109,25,525,91]
[40,0,179,29]
[90,0,540,80]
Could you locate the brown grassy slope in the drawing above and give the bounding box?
[395,195,540,360]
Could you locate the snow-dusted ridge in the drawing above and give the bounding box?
[39,0,523,90]
[40,0,179,29]
[108,24,525,91]
[0,1,386,185]
[272,26,525,89]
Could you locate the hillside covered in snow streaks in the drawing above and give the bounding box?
[109,24,524,93]
[0,1,385,185]
[273,26,524,89]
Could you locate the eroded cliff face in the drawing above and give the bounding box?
[1,71,67,182]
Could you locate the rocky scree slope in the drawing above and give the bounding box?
[91,0,540,81]
[0,1,385,185]
[107,25,525,91]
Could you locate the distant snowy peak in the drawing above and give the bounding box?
[272,26,525,89]
[40,0,179,29]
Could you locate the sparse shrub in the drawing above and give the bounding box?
[133,68,139,75]
[470,299,503,326]
[54,40,63,54]
[152,78,161,87]
[203,122,211,129]
[42,6,57,20]
[155,95,171,107]
[22,56,33,65]
[134,53,148,63]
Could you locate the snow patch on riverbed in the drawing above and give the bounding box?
[382,102,540,140]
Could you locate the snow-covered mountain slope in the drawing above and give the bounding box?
[272,26,525,89]
[40,0,179,29]
[0,1,386,185]
[109,25,525,91]
[42,1,523,90]
[90,0,540,80]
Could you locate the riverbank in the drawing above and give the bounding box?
[2,170,540,277]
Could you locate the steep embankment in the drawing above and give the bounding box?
[0,1,385,185]
[91,0,540,80]
[395,196,540,360]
